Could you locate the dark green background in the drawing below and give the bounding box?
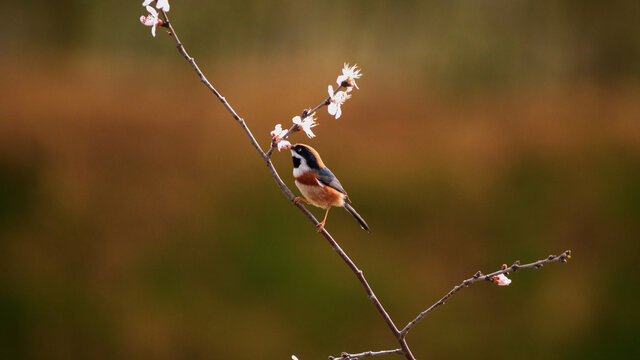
[0,1,638,359]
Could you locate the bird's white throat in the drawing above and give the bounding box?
[291,152,309,178]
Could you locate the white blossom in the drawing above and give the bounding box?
[140,6,162,37]
[270,124,292,151]
[270,124,288,139]
[327,85,351,119]
[493,273,512,286]
[277,140,292,151]
[336,63,362,90]
[142,0,170,12]
[292,114,317,138]
[156,0,170,12]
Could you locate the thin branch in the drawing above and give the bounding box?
[329,348,404,359]
[158,10,415,360]
[399,250,572,338]
[155,8,571,360]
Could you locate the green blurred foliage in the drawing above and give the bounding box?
[2,0,639,88]
[0,0,639,359]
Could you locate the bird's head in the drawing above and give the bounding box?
[291,144,325,174]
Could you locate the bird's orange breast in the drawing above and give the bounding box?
[294,172,345,208]
[294,171,320,186]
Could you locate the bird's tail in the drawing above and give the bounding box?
[344,203,370,232]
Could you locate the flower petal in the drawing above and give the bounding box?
[146,5,158,17]
[156,0,170,12]
[270,124,288,139]
[270,124,282,137]
[327,103,337,116]
[302,126,315,138]
[277,140,292,151]
[336,63,362,89]
[493,273,512,286]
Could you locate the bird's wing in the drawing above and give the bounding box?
[317,167,348,195]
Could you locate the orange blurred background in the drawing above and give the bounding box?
[0,1,639,359]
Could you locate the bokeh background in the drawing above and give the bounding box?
[1,1,639,359]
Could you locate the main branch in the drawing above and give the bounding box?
[154,9,572,360]
[159,10,415,360]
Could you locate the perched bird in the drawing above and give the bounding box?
[290,144,370,232]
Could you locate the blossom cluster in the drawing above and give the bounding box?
[328,63,360,119]
[140,0,170,37]
[270,64,362,151]
[271,114,317,151]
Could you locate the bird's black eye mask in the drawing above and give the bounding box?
[292,156,301,168]
[295,146,320,169]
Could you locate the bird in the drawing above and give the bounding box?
[290,143,370,232]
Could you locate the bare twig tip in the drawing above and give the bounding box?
[401,249,571,340]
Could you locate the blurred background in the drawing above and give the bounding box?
[1,0,639,359]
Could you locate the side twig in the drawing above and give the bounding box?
[400,250,572,338]
[330,349,404,359]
